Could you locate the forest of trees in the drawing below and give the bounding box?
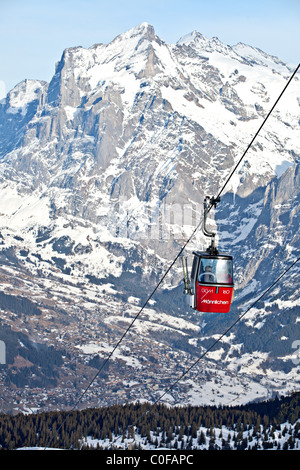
[0,392,299,450]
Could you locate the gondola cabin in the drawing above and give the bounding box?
[188,251,234,313]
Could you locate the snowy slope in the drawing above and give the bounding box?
[0,23,299,413]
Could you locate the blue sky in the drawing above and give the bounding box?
[0,0,299,98]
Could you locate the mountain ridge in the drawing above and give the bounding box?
[0,23,299,414]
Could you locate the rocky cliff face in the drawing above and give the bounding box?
[0,23,299,412]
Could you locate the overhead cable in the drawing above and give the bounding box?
[46,62,299,448]
[146,255,300,410]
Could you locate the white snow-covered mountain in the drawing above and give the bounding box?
[0,23,299,413]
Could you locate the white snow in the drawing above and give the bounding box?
[0,23,299,418]
[6,79,46,115]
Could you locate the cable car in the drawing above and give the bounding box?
[187,251,234,313]
[182,196,234,314]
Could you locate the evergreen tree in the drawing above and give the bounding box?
[198,430,206,445]
[0,392,298,450]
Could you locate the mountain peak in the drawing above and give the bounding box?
[177,30,236,58]
[0,22,299,415]
[134,22,155,34]
[177,30,206,46]
[4,78,47,114]
[232,42,292,71]
[111,22,156,45]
